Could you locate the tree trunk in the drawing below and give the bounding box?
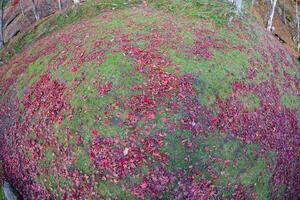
[235,0,242,14]
[0,0,3,48]
[73,0,80,4]
[20,0,25,15]
[58,0,62,10]
[296,2,300,51]
[251,0,255,9]
[31,0,39,21]
[283,0,286,24]
[267,0,277,32]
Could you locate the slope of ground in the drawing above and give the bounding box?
[0,1,300,200]
[252,0,300,56]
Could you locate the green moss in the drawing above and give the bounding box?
[38,147,55,168]
[194,50,249,106]
[281,94,300,109]
[132,13,158,25]
[182,31,195,45]
[45,148,55,163]
[253,64,271,84]
[37,174,58,193]
[74,148,94,174]
[106,17,124,29]
[239,94,261,111]
[165,48,249,106]
[162,130,191,170]
[37,174,72,198]
[284,67,300,79]
[148,0,234,25]
[0,186,5,200]
[53,52,142,143]
[5,0,142,60]
[96,180,137,199]
[189,132,273,198]
[136,40,150,48]
[97,51,144,97]
[15,51,56,98]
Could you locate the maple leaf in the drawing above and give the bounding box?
[144,96,150,103]
[91,130,98,135]
[69,66,77,72]
[140,182,148,189]
[98,82,112,96]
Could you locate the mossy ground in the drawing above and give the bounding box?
[0,1,299,199]
[0,186,5,200]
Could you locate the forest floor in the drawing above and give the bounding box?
[0,1,300,199]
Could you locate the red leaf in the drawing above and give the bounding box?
[144,96,150,103]
[140,182,148,189]
[76,136,82,145]
[91,130,98,135]
[98,82,112,96]
[69,66,77,72]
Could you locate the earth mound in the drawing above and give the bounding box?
[0,5,300,200]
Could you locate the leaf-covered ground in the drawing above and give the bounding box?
[0,4,300,200]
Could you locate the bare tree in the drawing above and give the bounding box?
[267,0,277,32]
[235,0,242,14]
[228,0,242,14]
[31,0,39,21]
[251,0,255,9]
[20,0,25,15]
[0,0,3,48]
[283,0,286,24]
[58,0,62,10]
[296,1,300,50]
